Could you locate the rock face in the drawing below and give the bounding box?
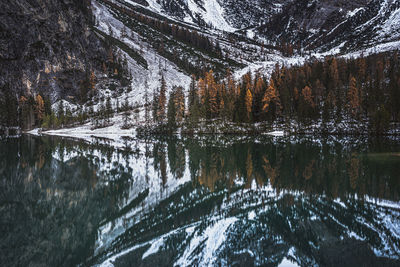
[259,0,400,52]
[0,0,106,102]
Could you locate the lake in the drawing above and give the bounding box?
[1,135,399,266]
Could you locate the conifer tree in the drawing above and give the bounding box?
[188,75,198,115]
[167,92,176,130]
[35,95,45,126]
[157,75,167,122]
[262,78,278,113]
[57,100,65,127]
[152,88,159,122]
[174,86,185,123]
[205,70,218,118]
[245,85,253,122]
[198,77,210,119]
[299,85,315,121]
[329,58,342,120]
[144,79,150,125]
[106,97,113,122]
[347,76,360,118]
[89,71,96,92]
[122,110,131,129]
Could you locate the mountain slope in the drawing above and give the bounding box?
[0,0,107,102]
[120,0,290,31]
[1,0,400,131]
[259,0,400,53]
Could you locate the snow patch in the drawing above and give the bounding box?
[266,130,285,137]
[175,217,238,266]
[186,0,236,32]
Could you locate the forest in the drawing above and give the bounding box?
[152,51,400,135]
[1,51,399,136]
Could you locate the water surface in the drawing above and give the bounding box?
[1,135,399,266]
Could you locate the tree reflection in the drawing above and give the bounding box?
[179,139,400,201]
[1,135,400,266]
[0,136,140,266]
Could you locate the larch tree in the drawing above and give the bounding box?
[35,95,45,125]
[301,86,315,108]
[107,48,114,63]
[89,71,96,94]
[205,70,218,117]
[299,85,315,120]
[357,56,367,83]
[255,76,265,95]
[245,84,253,121]
[347,76,360,118]
[253,76,266,121]
[262,78,277,113]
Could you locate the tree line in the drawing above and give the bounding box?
[151,51,400,135]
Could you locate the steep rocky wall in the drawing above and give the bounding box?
[0,0,106,103]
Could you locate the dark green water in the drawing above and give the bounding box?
[0,135,399,266]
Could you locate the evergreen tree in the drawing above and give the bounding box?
[152,88,159,122]
[122,110,131,129]
[122,97,130,112]
[188,75,198,115]
[205,70,218,117]
[174,86,185,123]
[157,75,167,122]
[44,96,52,117]
[106,97,113,122]
[328,58,342,121]
[167,92,176,130]
[116,98,120,113]
[187,75,200,126]
[65,107,72,125]
[144,79,150,125]
[57,100,65,127]
[198,78,210,119]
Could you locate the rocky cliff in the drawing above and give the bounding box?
[0,0,106,103]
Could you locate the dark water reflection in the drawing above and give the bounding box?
[0,135,399,266]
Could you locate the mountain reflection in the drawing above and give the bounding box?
[0,135,399,266]
[185,139,399,201]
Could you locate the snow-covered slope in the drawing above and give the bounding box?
[120,0,290,32]
[260,0,400,53]
[35,0,400,124]
[92,0,191,107]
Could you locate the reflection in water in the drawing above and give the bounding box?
[0,135,399,266]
